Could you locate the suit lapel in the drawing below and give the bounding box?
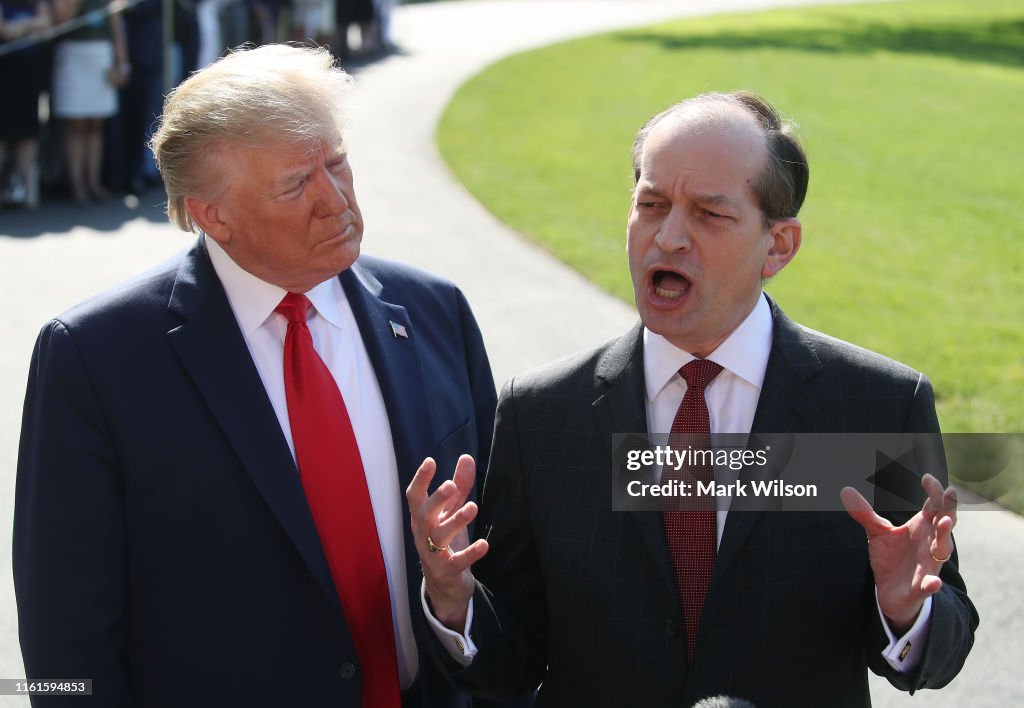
[340,263,432,595]
[748,298,822,434]
[592,324,679,594]
[340,263,432,494]
[166,239,337,601]
[711,298,823,585]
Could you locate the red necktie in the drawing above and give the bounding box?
[276,293,401,708]
[662,359,723,664]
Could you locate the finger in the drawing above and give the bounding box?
[421,459,477,532]
[420,539,490,583]
[840,487,892,536]
[430,501,479,550]
[406,457,437,510]
[451,454,477,500]
[419,479,463,529]
[940,485,958,528]
[443,538,490,572]
[440,455,477,518]
[929,514,955,564]
[920,573,943,597]
[920,473,945,518]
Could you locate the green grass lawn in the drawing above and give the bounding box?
[438,0,1024,509]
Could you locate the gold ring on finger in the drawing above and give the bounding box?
[427,535,448,554]
[929,549,951,563]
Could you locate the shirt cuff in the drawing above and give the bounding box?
[876,588,932,673]
[420,579,478,667]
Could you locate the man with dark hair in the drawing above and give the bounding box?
[408,91,977,707]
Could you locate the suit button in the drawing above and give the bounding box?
[665,619,680,637]
[339,662,358,680]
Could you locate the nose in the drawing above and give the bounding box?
[653,206,692,253]
[313,166,350,217]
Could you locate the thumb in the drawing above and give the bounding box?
[841,486,891,537]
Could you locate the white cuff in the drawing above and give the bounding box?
[876,588,932,673]
[420,579,478,667]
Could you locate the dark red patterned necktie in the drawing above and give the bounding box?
[662,359,723,664]
[276,293,401,708]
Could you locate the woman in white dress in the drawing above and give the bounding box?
[51,0,129,202]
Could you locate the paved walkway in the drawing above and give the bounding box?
[0,1,1020,705]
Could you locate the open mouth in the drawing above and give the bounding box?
[653,270,691,300]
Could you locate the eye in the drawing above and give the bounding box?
[636,201,663,210]
[700,208,725,219]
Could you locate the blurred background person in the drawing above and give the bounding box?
[289,0,326,45]
[0,0,51,209]
[371,0,393,52]
[250,0,278,45]
[194,0,221,68]
[333,0,371,60]
[104,0,196,196]
[51,0,129,202]
[172,0,200,81]
[110,0,164,194]
[218,0,248,54]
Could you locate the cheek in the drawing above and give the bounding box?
[625,227,638,258]
[626,224,652,260]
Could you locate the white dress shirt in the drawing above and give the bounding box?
[644,293,929,672]
[643,292,773,548]
[206,235,419,688]
[430,292,928,673]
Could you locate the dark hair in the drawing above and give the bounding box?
[631,91,809,225]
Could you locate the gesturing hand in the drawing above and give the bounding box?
[841,473,958,633]
[406,455,490,631]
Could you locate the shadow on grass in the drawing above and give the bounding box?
[615,13,1024,68]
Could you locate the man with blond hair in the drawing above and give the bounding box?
[15,45,496,708]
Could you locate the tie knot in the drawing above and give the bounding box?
[275,292,312,324]
[679,359,723,391]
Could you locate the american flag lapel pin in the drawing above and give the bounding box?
[389,320,409,339]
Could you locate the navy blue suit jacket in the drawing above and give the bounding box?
[14,238,497,707]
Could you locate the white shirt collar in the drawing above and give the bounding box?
[204,234,346,334]
[643,293,774,402]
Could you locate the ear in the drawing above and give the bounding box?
[762,217,801,279]
[185,194,230,244]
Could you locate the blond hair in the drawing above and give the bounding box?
[150,44,354,232]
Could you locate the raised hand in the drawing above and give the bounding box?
[406,455,490,630]
[841,473,957,633]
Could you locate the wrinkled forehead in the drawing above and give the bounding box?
[232,124,345,159]
[195,129,347,197]
[637,109,766,194]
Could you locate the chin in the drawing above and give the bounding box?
[332,241,361,267]
[643,310,702,348]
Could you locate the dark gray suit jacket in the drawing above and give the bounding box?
[445,299,977,708]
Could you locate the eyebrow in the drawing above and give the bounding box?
[279,167,311,187]
[278,146,347,187]
[634,184,739,211]
[634,182,663,198]
[692,193,738,209]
